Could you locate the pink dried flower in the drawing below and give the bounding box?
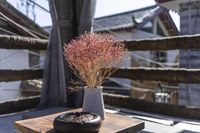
[64,33,126,88]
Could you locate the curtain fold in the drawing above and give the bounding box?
[76,0,96,34]
[38,0,96,108]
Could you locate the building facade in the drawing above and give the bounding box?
[156,0,200,106]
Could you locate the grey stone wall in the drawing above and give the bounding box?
[179,1,200,106]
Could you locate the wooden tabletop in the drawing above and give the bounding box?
[15,108,144,133]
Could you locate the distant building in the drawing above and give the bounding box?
[0,0,48,89]
[94,5,178,87]
[156,0,200,106]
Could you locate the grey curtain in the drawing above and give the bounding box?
[38,0,96,108]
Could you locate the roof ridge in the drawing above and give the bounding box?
[95,4,158,20]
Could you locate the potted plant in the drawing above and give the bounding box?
[64,33,126,120]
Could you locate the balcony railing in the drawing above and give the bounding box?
[1,34,200,119]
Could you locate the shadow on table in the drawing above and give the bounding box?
[46,129,55,133]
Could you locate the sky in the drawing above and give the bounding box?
[6,0,180,30]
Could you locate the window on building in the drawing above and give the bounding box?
[141,21,153,33]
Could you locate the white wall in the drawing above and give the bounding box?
[167,50,179,65]
[0,49,29,90]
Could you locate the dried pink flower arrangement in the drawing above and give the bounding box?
[64,33,126,88]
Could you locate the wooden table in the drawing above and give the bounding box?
[15,109,144,133]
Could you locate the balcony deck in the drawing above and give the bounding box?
[1,105,200,133]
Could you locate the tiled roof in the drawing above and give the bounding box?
[0,0,48,38]
[94,5,179,36]
[94,5,160,31]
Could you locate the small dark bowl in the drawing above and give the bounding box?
[53,112,102,133]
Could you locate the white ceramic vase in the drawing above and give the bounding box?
[82,86,105,120]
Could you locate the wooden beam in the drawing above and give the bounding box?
[0,35,47,50]
[125,34,200,51]
[2,67,200,83]
[110,67,200,83]
[1,34,200,51]
[103,86,129,95]
[104,93,200,120]
[0,13,39,38]
[0,96,40,115]
[0,69,43,82]
[2,94,200,121]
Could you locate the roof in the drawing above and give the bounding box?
[0,0,48,38]
[94,5,178,36]
[155,0,198,3]
[94,5,159,31]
